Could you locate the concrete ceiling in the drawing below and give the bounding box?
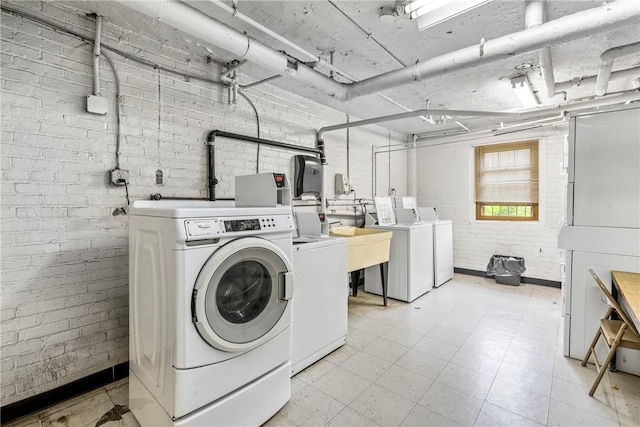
[72,0,640,136]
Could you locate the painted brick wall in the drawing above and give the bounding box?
[0,1,406,404]
[415,127,567,282]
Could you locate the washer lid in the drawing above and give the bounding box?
[193,237,293,352]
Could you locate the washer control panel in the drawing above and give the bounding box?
[184,215,292,241]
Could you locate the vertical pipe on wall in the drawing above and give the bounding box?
[92,15,102,96]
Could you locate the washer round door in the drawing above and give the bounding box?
[192,237,293,352]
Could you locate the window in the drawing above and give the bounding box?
[475,140,539,221]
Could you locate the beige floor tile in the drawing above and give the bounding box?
[279,385,344,426]
[486,379,550,425]
[312,366,372,405]
[322,344,358,366]
[263,411,297,427]
[448,348,503,378]
[362,337,410,364]
[394,349,448,380]
[105,378,129,406]
[400,403,462,427]
[435,363,496,400]
[39,390,115,427]
[412,336,460,362]
[375,364,433,403]
[613,391,640,427]
[326,406,380,427]
[609,371,640,398]
[380,326,425,348]
[426,325,470,346]
[553,355,612,391]
[547,399,620,427]
[346,328,378,350]
[418,381,484,426]
[550,376,618,422]
[474,402,545,427]
[503,346,555,376]
[349,383,416,427]
[350,316,396,337]
[340,350,393,382]
[496,361,553,397]
[509,333,558,357]
[294,359,336,384]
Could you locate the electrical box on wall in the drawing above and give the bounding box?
[335,173,350,195]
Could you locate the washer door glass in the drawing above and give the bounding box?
[193,239,290,351]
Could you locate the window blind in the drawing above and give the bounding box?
[475,140,539,204]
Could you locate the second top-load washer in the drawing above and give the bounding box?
[364,222,434,302]
[128,200,294,427]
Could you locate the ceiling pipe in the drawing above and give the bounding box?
[198,0,419,115]
[317,90,640,139]
[347,1,640,100]
[595,42,640,96]
[119,0,347,99]
[524,1,557,99]
[556,66,640,92]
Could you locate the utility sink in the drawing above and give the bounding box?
[329,227,392,273]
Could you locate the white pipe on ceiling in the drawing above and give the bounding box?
[556,66,640,92]
[119,0,347,99]
[524,1,557,99]
[317,91,640,139]
[347,1,640,99]
[595,42,640,96]
[122,0,638,107]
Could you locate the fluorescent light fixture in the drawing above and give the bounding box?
[403,0,491,31]
[510,75,539,108]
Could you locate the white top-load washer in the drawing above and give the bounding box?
[128,200,294,427]
[364,223,434,302]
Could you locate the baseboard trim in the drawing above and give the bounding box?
[454,267,561,288]
[1,361,129,424]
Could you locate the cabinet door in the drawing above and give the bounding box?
[573,107,640,228]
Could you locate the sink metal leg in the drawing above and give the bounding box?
[380,262,388,306]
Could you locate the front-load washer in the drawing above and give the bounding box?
[128,200,294,426]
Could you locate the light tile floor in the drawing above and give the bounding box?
[7,274,640,427]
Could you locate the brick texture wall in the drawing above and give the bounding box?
[415,127,566,282]
[0,1,406,404]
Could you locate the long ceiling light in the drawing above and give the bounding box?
[510,75,539,108]
[403,0,492,31]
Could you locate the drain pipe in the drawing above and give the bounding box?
[347,1,640,99]
[525,1,557,99]
[119,0,346,99]
[595,42,640,96]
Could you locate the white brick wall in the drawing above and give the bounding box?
[415,127,567,282]
[0,1,406,404]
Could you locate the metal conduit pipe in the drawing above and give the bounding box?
[347,1,640,99]
[595,42,640,96]
[317,90,640,139]
[92,15,102,96]
[120,0,346,99]
[525,1,557,99]
[556,66,640,92]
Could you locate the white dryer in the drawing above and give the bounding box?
[128,200,294,427]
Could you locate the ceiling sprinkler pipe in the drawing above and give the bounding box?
[121,0,346,99]
[348,1,640,99]
[595,42,640,96]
